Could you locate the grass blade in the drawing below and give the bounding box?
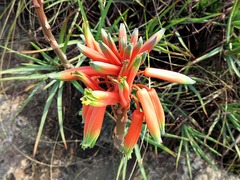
[134,144,147,180]
[96,0,114,40]
[0,74,49,81]
[57,81,67,148]
[33,81,60,156]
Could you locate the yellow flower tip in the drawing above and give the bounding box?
[118,77,130,108]
[144,67,196,84]
[81,89,120,107]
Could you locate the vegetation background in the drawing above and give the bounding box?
[0,0,239,179]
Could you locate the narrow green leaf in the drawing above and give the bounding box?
[71,80,84,93]
[122,157,127,180]
[0,74,49,81]
[30,42,56,63]
[0,66,54,75]
[57,81,67,148]
[33,81,60,156]
[10,81,45,123]
[96,0,114,39]
[176,139,183,171]
[116,156,125,180]
[77,0,87,21]
[0,45,47,65]
[188,84,207,115]
[134,144,147,180]
[182,127,192,179]
[43,80,57,90]
[143,135,176,157]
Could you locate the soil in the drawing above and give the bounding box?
[1,93,239,180]
[0,61,239,179]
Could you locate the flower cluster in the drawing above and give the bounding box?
[50,21,195,158]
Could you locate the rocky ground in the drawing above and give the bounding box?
[0,93,239,180]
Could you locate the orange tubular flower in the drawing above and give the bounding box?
[100,28,109,46]
[127,54,144,87]
[82,104,90,122]
[139,28,165,54]
[144,67,196,84]
[119,23,127,57]
[122,44,133,61]
[130,28,139,46]
[107,34,121,59]
[130,37,143,63]
[123,109,144,158]
[89,61,121,76]
[49,66,101,81]
[99,41,121,65]
[136,88,162,143]
[82,105,106,149]
[148,88,165,135]
[82,20,102,52]
[81,89,120,107]
[78,43,109,63]
[72,71,101,90]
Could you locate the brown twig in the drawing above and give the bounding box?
[33,0,73,69]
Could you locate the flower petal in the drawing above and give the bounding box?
[123,109,143,159]
[89,61,121,76]
[99,41,121,65]
[118,77,130,108]
[139,28,165,53]
[144,67,196,84]
[78,43,109,63]
[82,106,106,149]
[148,88,165,135]
[81,89,120,107]
[130,28,139,46]
[136,88,162,143]
[49,66,99,81]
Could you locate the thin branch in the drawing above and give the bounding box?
[33,0,73,69]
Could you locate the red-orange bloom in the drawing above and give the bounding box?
[144,67,196,84]
[49,66,100,81]
[136,88,162,143]
[148,88,165,135]
[89,61,121,75]
[48,21,197,153]
[123,109,144,159]
[81,89,120,107]
[81,105,106,149]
